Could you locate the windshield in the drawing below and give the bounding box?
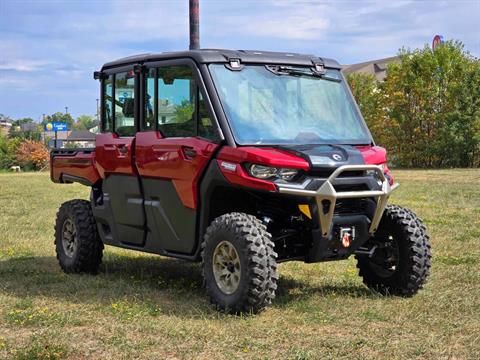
[209,64,372,145]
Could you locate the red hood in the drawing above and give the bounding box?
[355,145,387,165]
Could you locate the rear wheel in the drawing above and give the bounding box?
[55,199,103,274]
[356,205,431,296]
[201,212,278,314]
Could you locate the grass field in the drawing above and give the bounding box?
[0,170,479,359]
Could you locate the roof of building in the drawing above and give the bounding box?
[101,49,341,70]
[342,56,399,80]
[66,130,96,141]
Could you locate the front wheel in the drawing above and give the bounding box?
[55,199,104,274]
[356,205,431,296]
[201,213,278,314]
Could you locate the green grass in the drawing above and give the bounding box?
[0,170,479,359]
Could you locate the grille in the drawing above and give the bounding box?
[334,198,370,215]
[333,184,369,192]
[308,169,365,178]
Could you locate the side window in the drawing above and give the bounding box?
[198,92,219,141]
[157,66,196,137]
[144,68,155,130]
[103,75,113,132]
[142,64,220,141]
[114,71,135,137]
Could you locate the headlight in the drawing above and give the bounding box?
[249,164,278,179]
[277,168,299,181]
[248,164,299,181]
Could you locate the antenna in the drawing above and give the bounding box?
[189,0,200,50]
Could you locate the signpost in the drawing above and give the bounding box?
[45,122,69,148]
[432,35,444,50]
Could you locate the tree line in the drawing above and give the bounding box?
[2,41,479,170]
[347,40,480,168]
[0,113,97,171]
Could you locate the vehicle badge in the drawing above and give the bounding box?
[332,154,342,161]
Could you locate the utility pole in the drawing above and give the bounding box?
[42,114,46,145]
[189,0,200,50]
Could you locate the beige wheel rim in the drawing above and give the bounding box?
[212,241,241,294]
[62,218,77,258]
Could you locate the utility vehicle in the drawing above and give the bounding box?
[50,48,431,313]
[50,2,430,314]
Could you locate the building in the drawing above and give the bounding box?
[46,130,96,148]
[0,119,12,136]
[43,130,69,147]
[342,56,399,81]
[65,130,96,148]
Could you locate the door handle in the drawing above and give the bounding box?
[182,146,197,159]
[117,144,128,155]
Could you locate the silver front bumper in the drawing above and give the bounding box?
[277,165,399,237]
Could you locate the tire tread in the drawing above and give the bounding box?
[356,205,431,296]
[201,212,278,313]
[54,199,103,274]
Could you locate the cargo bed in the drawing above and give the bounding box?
[50,148,100,186]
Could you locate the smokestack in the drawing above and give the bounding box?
[189,0,200,50]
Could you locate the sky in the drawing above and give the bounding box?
[0,0,479,121]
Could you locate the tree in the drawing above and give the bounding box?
[347,40,480,167]
[346,72,389,148]
[383,41,480,167]
[0,114,13,122]
[0,134,15,169]
[74,115,96,130]
[0,134,22,169]
[42,112,75,129]
[12,117,34,125]
[15,139,49,170]
[174,100,195,123]
[9,117,42,141]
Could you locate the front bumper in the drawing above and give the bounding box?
[277,165,399,237]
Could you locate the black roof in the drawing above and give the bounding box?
[101,49,341,70]
[66,130,96,141]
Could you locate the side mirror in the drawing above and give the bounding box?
[93,71,106,80]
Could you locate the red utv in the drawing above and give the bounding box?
[50,49,431,313]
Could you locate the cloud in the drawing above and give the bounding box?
[211,1,331,40]
[0,59,50,72]
[0,0,478,119]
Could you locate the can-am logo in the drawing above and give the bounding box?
[332,154,342,161]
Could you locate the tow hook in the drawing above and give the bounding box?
[340,227,355,248]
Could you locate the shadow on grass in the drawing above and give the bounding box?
[274,276,376,307]
[0,254,377,317]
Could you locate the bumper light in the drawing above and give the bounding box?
[249,164,299,181]
[366,164,386,185]
[366,164,385,176]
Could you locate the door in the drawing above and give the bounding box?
[136,63,220,254]
[96,70,146,246]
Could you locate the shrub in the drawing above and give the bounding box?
[347,40,480,168]
[15,140,49,171]
[0,135,21,169]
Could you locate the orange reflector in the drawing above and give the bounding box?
[298,204,312,219]
[342,233,351,248]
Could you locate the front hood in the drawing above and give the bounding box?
[276,144,387,169]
